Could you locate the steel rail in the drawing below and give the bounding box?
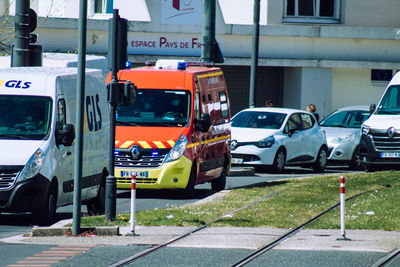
[231,190,373,267]
[370,245,400,267]
[108,190,282,267]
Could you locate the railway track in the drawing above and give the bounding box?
[108,188,378,267]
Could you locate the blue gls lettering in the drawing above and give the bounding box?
[4,80,31,89]
[85,93,102,132]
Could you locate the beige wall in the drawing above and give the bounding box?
[331,68,388,112]
[343,0,400,27]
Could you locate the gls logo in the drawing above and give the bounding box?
[86,94,102,132]
[0,80,31,89]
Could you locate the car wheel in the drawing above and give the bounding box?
[211,165,227,193]
[365,164,377,172]
[349,146,363,170]
[273,148,286,173]
[313,147,327,172]
[183,165,196,198]
[86,182,105,216]
[35,184,57,226]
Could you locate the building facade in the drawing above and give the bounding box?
[1,0,400,117]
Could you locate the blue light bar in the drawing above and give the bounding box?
[177,62,186,70]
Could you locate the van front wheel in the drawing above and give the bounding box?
[35,185,57,226]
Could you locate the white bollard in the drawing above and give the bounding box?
[129,174,136,235]
[337,176,350,240]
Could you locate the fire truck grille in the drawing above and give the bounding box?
[114,149,170,168]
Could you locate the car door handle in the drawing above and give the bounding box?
[66,151,72,156]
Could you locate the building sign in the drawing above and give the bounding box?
[128,33,204,56]
[161,0,202,25]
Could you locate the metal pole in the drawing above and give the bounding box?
[249,0,260,108]
[129,174,136,235]
[201,0,215,62]
[72,0,87,236]
[12,0,30,67]
[337,176,350,240]
[105,9,119,221]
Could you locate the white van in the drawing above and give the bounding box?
[360,71,400,171]
[0,67,110,224]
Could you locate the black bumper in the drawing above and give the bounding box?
[360,135,400,166]
[0,174,50,213]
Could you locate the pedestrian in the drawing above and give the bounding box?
[307,104,319,122]
[265,99,274,107]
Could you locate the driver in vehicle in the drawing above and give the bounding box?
[163,94,186,120]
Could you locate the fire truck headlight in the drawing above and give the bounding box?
[165,134,188,163]
[18,148,45,180]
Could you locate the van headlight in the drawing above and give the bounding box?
[333,134,355,143]
[165,134,187,163]
[361,125,370,135]
[255,136,275,148]
[18,148,45,180]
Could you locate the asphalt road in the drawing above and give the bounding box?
[0,166,357,239]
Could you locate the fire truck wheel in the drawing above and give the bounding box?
[183,165,196,197]
[211,166,226,193]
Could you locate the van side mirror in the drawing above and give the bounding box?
[55,124,75,146]
[369,103,376,114]
[195,113,211,132]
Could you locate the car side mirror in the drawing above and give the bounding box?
[195,113,211,132]
[55,124,75,146]
[288,128,295,137]
[369,103,376,114]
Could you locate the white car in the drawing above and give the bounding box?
[231,107,328,172]
[319,106,370,169]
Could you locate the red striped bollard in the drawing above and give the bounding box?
[337,176,350,240]
[130,174,136,235]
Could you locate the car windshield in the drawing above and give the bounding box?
[116,89,191,127]
[376,85,400,114]
[0,95,52,140]
[320,110,369,128]
[232,111,286,129]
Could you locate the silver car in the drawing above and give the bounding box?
[319,106,370,169]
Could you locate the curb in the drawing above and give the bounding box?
[228,166,255,176]
[32,225,120,237]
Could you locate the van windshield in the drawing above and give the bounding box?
[0,95,52,140]
[376,85,400,114]
[116,89,191,127]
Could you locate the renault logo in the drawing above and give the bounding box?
[231,140,238,150]
[387,127,396,139]
[131,146,141,160]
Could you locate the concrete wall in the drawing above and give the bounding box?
[300,68,332,119]
[283,68,302,109]
[331,68,388,112]
[6,0,400,28]
[283,67,332,118]
[343,0,400,27]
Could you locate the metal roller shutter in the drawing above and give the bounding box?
[220,65,283,116]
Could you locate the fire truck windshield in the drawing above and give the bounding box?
[116,89,191,127]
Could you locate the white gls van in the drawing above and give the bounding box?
[0,67,110,224]
[360,71,400,171]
